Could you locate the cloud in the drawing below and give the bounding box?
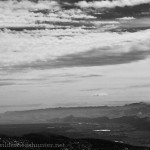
[2,40,150,72]
[79,74,103,78]
[0,82,14,87]
[1,0,150,72]
[0,0,60,11]
[52,79,79,83]
[30,48,150,69]
[81,88,102,91]
[128,84,150,89]
[0,103,43,108]
[81,84,150,92]
[1,27,150,71]
[75,0,150,9]
[91,92,108,97]
[0,78,46,81]
[0,78,48,87]
[50,74,103,83]
[117,17,135,20]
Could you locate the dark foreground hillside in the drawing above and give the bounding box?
[0,133,149,150]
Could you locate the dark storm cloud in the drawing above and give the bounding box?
[3,48,150,72]
[51,49,150,68]
[99,3,150,19]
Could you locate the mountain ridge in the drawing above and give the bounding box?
[0,102,150,124]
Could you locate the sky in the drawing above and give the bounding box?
[0,0,150,112]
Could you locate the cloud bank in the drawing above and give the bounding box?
[1,0,150,72]
[75,0,150,8]
[1,29,150,71]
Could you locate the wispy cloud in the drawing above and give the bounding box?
[80,88,102,92]
[81,83,150,92]
[128,84,150,89]
[0,82,14,87]
[52,79,79,84]
[79,74,103,78]
[0,103,43,108]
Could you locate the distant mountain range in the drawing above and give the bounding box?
[0,102,150,124]
[0,102,150,147]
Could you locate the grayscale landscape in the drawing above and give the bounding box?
[0,0,150,149]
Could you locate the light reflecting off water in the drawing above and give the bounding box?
[93,129,111,132]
